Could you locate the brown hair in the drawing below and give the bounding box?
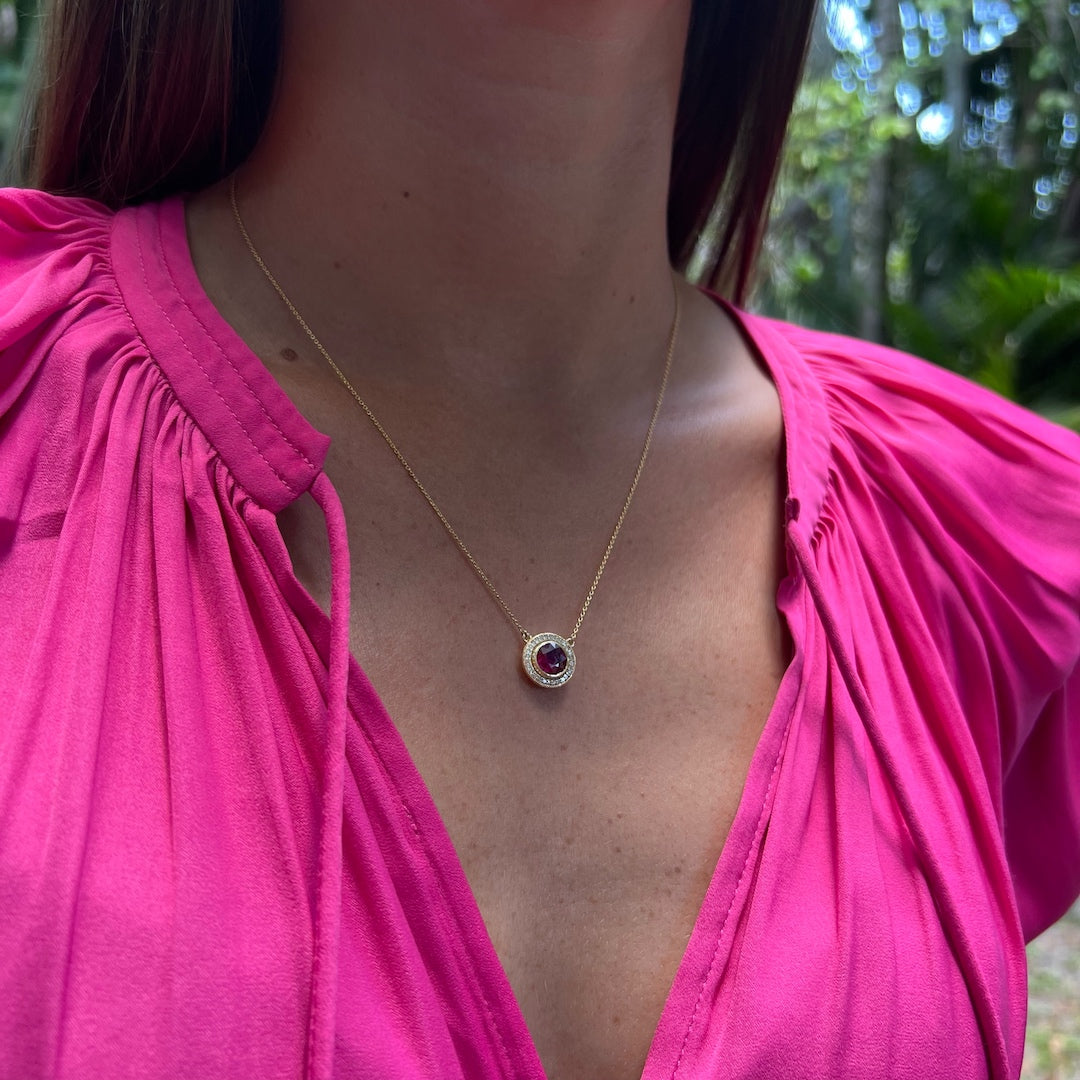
[15,0,815,302]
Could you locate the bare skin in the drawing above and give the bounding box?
[186,2,792,1076]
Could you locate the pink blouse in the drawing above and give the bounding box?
[0,189,1077,1080]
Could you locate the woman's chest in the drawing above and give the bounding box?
[281,442,793,1078]
[0,468,1022,1080]
[272,394,1018,1079]
[321,549,1017,1080]
[360,585,791,1080]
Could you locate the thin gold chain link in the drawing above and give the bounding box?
[228,174,681,647]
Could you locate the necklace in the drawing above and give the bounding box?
[229,176,682,688]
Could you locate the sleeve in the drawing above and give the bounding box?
[1003,664,1080,939]
[796,324,1080,942]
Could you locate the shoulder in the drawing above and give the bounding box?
[0,185,115,296]
[0,186,127,384]
[766,314,1079,464]
[0,189,154,541]
[0,185,113,233]
[0,186,136,419]
[757,314,1080,561]
[754,310,1079,716]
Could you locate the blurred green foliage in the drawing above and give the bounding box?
[757,0,1080,427]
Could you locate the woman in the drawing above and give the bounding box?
[0,2,1076,1078]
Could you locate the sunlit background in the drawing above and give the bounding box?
[0,1,1077,1075]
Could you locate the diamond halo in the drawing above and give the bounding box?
[522,632,576,689]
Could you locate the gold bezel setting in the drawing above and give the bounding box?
[522,632,576,689]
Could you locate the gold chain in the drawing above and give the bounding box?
[228,174,681,647]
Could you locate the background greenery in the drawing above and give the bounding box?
[0,1,1077,1076]
[754,0,1080,430]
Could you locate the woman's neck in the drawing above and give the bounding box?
[226,0,693,404]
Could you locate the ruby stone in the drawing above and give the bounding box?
[535,642,569,676]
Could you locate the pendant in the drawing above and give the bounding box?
[522,632,576,689]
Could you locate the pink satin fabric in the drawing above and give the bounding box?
[1,189,1077,1079]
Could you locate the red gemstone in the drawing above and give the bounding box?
[536,642,568,676]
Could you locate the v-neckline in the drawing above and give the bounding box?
[326,594,808,1079]
[120,193,830,1078]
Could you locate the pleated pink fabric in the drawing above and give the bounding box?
[0,188,1077,1080]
